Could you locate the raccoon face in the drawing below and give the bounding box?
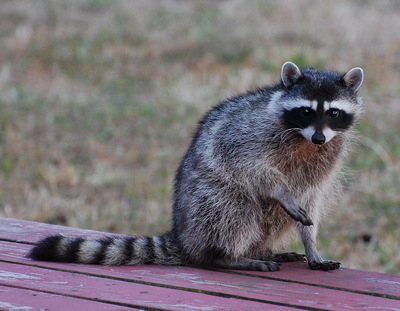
[282,99,358,144]
[278,62,364,145]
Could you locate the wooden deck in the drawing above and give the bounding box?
[0,217,399,310]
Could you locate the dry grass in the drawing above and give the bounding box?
[0,0,399,273]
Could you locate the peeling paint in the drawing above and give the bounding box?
[0,270,41,281]
[49,281,69,284]
[0,302,37,311]
[364,277,400,286]
[136,301,225,311]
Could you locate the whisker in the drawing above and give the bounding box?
[277,128,300,144]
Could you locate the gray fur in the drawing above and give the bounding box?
[29,62,364,271]
[172,61,363,271]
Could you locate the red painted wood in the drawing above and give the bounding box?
[2,217,399,298]
[238,262,400,298]
[0,285,138,310]
[1,217,400,310]
[0,217,122,243]
[1,241,400,310]
[0,261,293,311]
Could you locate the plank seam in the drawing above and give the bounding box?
[208,268,400,301]
[0,283,164,311]
[3,238,399,301]
[0,259,322,311]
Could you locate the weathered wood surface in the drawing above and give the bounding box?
[0,217,399,310]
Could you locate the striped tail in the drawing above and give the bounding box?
[27,232,183,266]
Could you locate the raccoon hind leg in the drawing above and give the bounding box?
[271,252,307,262]
[256,250,306,263]
[213,257,281,272]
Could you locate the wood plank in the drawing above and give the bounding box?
[0,285,139,311]
[0,217,121,243]
[233,262,400,299]
[0,261,294,311]
[1,241,400,310]
[2,217,400,299]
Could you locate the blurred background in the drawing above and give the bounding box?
[0,0,399,273]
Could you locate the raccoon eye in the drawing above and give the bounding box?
[300,107,313,116]
[328,109,340,118]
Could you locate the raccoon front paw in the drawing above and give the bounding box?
[290,207,313,226]
[309,260,341,271]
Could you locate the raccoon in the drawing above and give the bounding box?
[28,62,364,271]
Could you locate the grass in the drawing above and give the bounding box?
[0,0,399,273]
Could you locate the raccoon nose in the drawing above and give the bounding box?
[311,133,326,145]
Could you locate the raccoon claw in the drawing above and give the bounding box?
[258,261,281,272]
[309,260,341,271]
[289,207,313,226]
[298,208,313,226]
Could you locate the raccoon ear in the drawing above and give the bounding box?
[343,67,364,92]
[281,62,302,88]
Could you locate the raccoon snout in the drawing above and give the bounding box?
[311,133,326,145]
